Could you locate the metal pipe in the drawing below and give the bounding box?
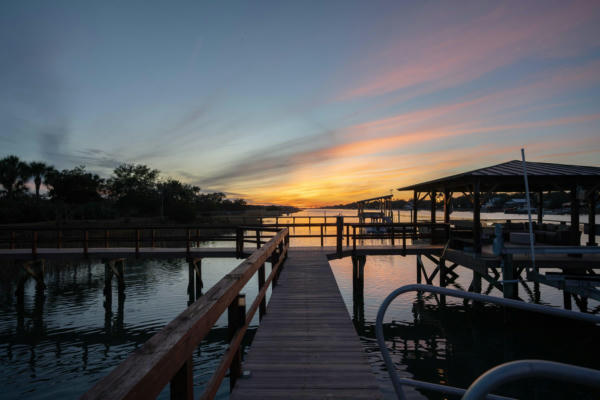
[376,284,600,400]
[463,360,600,400]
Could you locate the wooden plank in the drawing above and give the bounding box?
[231,249,381,399]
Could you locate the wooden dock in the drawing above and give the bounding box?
[231,248,382,399]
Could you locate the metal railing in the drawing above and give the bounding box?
[375,284,600,400]
[463,359,600,399]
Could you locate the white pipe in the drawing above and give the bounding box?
[521,148,536,273]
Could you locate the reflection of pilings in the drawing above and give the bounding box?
[187,258,203,306]
[352,255,366,325]
[103,259,126,335]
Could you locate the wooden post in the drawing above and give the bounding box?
[416,254,423,284]
[320,225,324,247]
[563,291,572,310]
[391,225,395,246]
[228,294,246,391]
[351,255,366,324]
[275,216,279,228]
[473,180,481,253]
[502,254,517,299]
[57,230,62,249]
[402,226,406,253]
[346,224,350,247]
[170,357,193,400]
[336,216,343,257]
[353,226,357,251]
[588,189,597,246]
[258,263,266,320]
[104,229,109,248]
[255,229,261,249]
[10,231,15,249]
[570,186,580,245]
[194,259,202,299]
[196,228,200,248]
[412,190,418,238]
[83,230,88,256]
[187,261,195,305]
[537,191,543,225]
[443,189,451,223]
[430,191,436,223]
[116,259,125,292]
[235,228,244,258]
[151,229,156,248]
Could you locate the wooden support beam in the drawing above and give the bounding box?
[336,216,343,257]
[501,254,518,299]
[228,294,246,391]
[571,186,580,245]
[473,180,481,253]
[443,190,451,223]
[170,357,193,400]
[588,189,597,246]
[537,191,543,225]
[430,191,436,223]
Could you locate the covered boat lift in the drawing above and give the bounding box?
[397,160,599,253]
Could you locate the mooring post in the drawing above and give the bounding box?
[228,294,246,392]
[194,259,202,299]
[336,216,343,257]
[170,356,193,400]
[258,263,266,320]
[352,255,366,324]
[187,260,194,305]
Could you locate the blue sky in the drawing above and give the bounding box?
[1,1,599,206]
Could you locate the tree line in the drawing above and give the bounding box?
[0,155,247,223]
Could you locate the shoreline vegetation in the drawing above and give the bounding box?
[0,155,299,226]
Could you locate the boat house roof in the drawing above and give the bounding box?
[397,160,600,193]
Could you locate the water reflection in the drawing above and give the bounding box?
[0,256,262,399]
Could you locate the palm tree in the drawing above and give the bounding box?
[0,155,29,198]
[28,161,55,199]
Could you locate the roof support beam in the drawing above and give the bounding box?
[473,180,481,254]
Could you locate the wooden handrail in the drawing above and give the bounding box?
[81,228,289,400]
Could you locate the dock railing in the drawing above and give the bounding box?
[376,284,600,400]
[81,227,289,400]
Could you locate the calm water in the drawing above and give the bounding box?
[0,209,598,399]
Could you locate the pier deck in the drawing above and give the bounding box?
[231,248,382,399]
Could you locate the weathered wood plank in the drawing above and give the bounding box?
[231,249,382,399]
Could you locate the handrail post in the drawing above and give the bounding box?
[57,230,62,249]
[236,228,244,258]
[391,224,395,246]
[256,229,261,249]
[402,226,406,253]
[346,224,350,247]
[170,356,193,400]
[258,263,266,320]
[353,225,357,251]
[336,216,343,257]
[228,294,246,391]
[196,228,200,248]
[10,231,15,249]
[104,229,109,248]
[151,229,156,248]
[320,225,324,247]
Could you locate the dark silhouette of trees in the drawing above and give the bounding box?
[27,161,55,199]
[46,166,104,204]
[0,155,29,198]
[107,164,160,216]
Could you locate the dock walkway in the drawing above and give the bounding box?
[231,248,382,399]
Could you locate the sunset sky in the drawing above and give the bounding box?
[1,1,599,207]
